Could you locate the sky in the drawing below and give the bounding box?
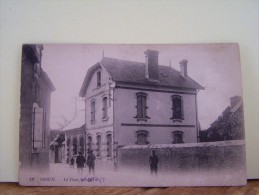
[41,44,243,130]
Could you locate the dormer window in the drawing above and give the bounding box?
[97,71,101,87]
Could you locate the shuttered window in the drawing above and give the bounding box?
[136,92,149,121]
[136,130,149,145]
[171,95,184,121]
[32,104,46,149]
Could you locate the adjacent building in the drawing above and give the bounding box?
[200,96,244,142]
[49,113,86,164]
[20,44,55,170]
[78,50,204,162]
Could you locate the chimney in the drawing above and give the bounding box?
[179,59,188,77]
[144,50,159,80]
[230,96,241,107]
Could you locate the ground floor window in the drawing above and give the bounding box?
[72,137,77,155]
[107,134,112,157]
[79,137,84,154]
[172,131,184,144]
[87,136,92,152]
[136,130,149,145]
[66,138,70,164]
[96,135,101,157]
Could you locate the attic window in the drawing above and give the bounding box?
[97,71,101,87]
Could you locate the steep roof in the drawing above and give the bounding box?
[41,70,56,92]
[79,57,204,97]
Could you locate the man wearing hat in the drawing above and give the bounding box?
[76,151,86,175]
[87,150,96,175]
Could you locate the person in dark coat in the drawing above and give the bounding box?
[149,150,159,175]
[76,152,86,175]
[87,150,96,175]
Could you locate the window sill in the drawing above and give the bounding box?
[90,120,95,124]
[135,117,150,122]
[102,117,109,122]
[172,141,184,144]
[93,83,106,91]
[170,118,184,123]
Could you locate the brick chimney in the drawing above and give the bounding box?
[145,50,159,80]
[230,96,241,108]
[179,59,188,77]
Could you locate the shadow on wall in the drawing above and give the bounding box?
[117,140,246,173]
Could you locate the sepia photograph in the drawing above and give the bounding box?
[19,44,246,186]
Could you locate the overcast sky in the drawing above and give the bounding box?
[41,44,243,130]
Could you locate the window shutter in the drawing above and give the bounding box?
[181,97,184,119]
[143,96,147,118]
[33,107,44,148]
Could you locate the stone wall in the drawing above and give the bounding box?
[117,140,245,173]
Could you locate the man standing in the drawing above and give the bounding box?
[76,152,86,176]
[87,150,96,175]
[149,150,159,175]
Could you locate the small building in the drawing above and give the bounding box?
[20,44,55,170]
[79,50,204,162]
[49,113,86,165]
[200,96,244,142]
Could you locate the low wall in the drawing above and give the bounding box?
[117,140,246,172]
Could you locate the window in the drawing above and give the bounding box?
[106,134,112,157]
[135,92,149,121]
[87,136,92,152]
[32,103,46,149]
[136,130,149,145]
[171,95,184,121]
[91,100,95,122]
[72,137,77,155]
[66,138,70,164]
[97,71,101,87]
[96,135,101,157]
[79,137,84,154]
[172,131,184,144]
[102,97,108,119]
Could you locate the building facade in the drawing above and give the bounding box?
[20,44,55,170]
[79,50,203,162]
[49,114,86,165]
[200,96,244,142]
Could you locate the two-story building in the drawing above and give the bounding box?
[79,50,204,162]
[20,44,55,170]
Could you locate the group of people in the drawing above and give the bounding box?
[70,149,159,176]
[70,150,96,175]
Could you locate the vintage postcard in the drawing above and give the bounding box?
[19,44,246,186]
